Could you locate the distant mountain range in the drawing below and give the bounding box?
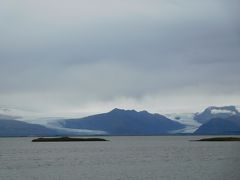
[57,108,185,135]
[1,106,240,136]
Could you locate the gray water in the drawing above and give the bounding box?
[0,136,239,180]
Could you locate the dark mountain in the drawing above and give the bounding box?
[59,108,185,135]
[194,106,239,124]
[0,119,60,137]
[194,115,240,135]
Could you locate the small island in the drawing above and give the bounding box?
[32,137,108,142]
[195,137,240,141]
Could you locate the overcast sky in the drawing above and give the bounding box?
[0,0,240,117]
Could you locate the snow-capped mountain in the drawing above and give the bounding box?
[194,105,239,124]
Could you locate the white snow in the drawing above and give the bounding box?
[210,109,237,115]
[235,106,240,112]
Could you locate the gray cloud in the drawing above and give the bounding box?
[0,0,240,115]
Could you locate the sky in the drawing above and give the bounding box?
[0,0,240,118]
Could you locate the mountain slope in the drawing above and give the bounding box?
[194,106,239,124]
[0,119,60,137]
[194,115,240,135]
[0,118,106,137]
[59,108,185,135]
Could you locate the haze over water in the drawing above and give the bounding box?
[0,136,239,180]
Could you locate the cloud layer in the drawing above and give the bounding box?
[0,0,240,116]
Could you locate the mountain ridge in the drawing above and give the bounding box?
[58,108,185,135]
[194,115,240,135]
[1,106,240,136]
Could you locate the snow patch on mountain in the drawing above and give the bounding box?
[194,105,240,124]
[211,109,237,115]
[236,106,240,112]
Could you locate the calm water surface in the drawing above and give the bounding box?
[0,136,239,180]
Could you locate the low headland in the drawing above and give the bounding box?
[195,137,240,141]
[32,136,108,142]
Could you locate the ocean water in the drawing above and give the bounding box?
[0,136,239,180]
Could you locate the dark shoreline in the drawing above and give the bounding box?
[32,137,108,142]
[194,137,240,141]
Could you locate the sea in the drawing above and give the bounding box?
[0,136,239,180]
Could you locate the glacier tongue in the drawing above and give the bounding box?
[164,113,201,133]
